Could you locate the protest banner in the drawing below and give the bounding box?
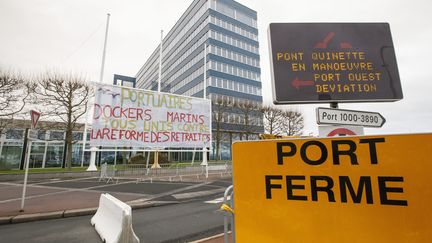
[90,83,211,148]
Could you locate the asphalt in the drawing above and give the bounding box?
[191,233,232,243]
[0,176,233,226]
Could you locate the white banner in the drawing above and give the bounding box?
[90,83,212,148]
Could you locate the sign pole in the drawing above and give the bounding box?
[88,13,111,172]
[145,151,150,174]
[21,110,42,211]
[153,30,164,170]
[99,13,110,83]
[191,147,196,165]
[81,104,91,167]
[20,140,32,211]
[158,29,163,93]
[201,43,208,176]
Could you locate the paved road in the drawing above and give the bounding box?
[0,177,232,217]
[0,195,226,243]
[0,178,233,242]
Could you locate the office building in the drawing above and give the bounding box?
[136,0,263,159]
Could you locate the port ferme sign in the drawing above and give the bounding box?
[232,133,432,242]
[90,83,211,148]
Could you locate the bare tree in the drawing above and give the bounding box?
[33,72,91,169]
[236,100,261,140]
[0,69,31,134]
[281,110,304,136]
[212,97,231,161]
[260,105,284,135]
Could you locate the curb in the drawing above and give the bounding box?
[0,200,178,225]
[63,207,98,218]
[190,233,225,243]
[11,210,65,224]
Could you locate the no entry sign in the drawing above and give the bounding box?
[232,133,432,242]
[318,125,364,137]
[268,23,403,104]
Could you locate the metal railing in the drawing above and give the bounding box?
[99,163,116,183]
[110,161,231,182]
[221,185,235,243]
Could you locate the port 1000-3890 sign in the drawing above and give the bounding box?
[268,23,403,104]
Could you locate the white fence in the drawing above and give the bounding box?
[111,162,231,182]
[99,163,117,183]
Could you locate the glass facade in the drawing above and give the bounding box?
[0,129,91,170]
[0,129,24,169]
[135,0,263,160]
[29,142,45,168]
[0,123,136,170]
[0,142,23,169]
[45,143,64,168]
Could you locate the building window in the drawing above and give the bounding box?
[6,129,23,140]
[216,1,235,19]
[50,131,64,140]
[29,142,45,168]
[73,132,83,141]
[37,131,46,140]
[0,142,23,169]
[45,143,64,168]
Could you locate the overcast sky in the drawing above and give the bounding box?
[1,0,431,136]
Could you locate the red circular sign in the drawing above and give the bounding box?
[327,128,357,137]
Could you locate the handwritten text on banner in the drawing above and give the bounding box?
[90,84,212,148]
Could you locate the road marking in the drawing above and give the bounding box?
[205,196,230,204]
[30,177,99,185]
[172,188,226,200]
[0,180,136,204]
[0,179,231,205]
[127,181,213,204]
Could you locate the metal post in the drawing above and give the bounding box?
[20,140,32,211]
[20,128,29,170]
[0,141,3,160]
[42,141,48,168]
[99,13,110,83]
[145,151,150,175]
[330,102,338,109]
[114,147,117,166]
[158,30,163,93]
[191,147,196,165]
[206,157,208,179]
[230,192,235,243]
[201,44,209,174]
[81,119,88,167]
[88,13,110,171]
[223,185,234,243]
[200,147,208,178]
[204,43,207,98]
